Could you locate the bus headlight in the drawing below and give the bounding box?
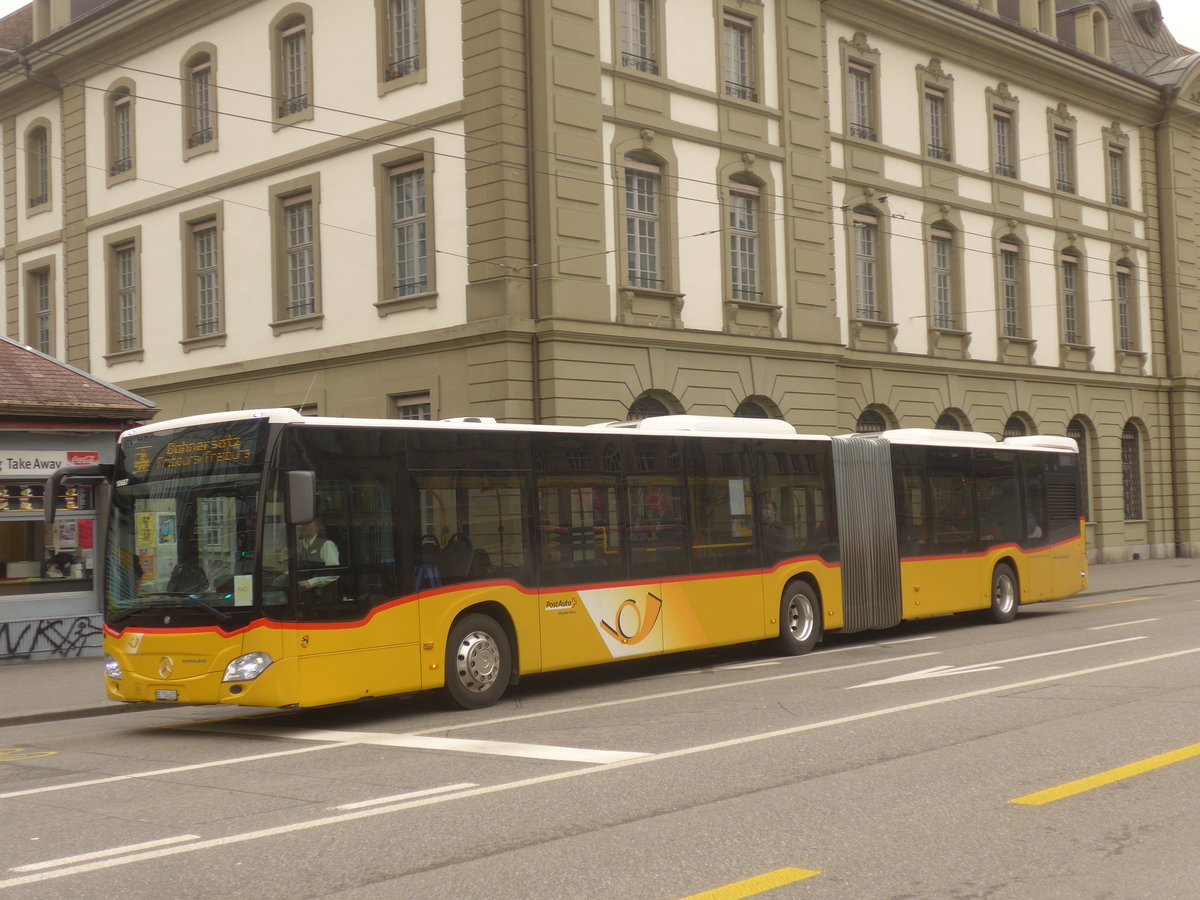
[104,655,123,681]
[223,652,274,683]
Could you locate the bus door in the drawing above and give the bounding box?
[681,438,763,648]
[1018,455,1053,601]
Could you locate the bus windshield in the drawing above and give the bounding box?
[104,419,269,625]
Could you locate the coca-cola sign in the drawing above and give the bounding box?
[1,450,102,476]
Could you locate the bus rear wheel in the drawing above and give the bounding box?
[776,582,821,655]
[444,613,512,709]
[988,563,1019,624]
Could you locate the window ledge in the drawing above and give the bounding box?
[272,107,315,132]
[180,332,226,352]
[378,67,427,97]
[103,348,144,365]
[271,312,324,335]
[375,291,438,317]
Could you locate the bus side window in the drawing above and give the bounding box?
[1019,455,1047,545]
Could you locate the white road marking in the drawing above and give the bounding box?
[848,637,1146,688]
[188,726,649,764]
[403,651,942,735]
[334,783,478,810]
[1,652,941,803]
[717,661,782,670]
[11,835,201,872]
[5,643,1200,890]
[1089,618,1159,630]
[0,743,351,800]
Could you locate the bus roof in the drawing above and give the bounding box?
[120,409,1074,453]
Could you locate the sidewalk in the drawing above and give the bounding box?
[3,557,1199,728]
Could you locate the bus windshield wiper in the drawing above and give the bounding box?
[116,592,234,626]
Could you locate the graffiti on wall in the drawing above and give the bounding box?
[0,615,102,660]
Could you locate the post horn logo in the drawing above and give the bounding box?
[600,592,663,645]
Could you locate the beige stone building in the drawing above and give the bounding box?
[1,0,1199,562]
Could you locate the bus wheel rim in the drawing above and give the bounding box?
[456,630,501,692]
[789,597,814,641]
[995,575,1015,613]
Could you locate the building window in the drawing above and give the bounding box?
[1108,146,1128,207]
[722,13,756,101]
[185,54,215,150]
[619,0,658,74]
[1000,240,1023,338]
[1053,128,1074,192]
[728,182,760,302]
[109,240,140,354]
[1067,417,1090,520]
[26,124,49,209]
[847,64,876,140]
[627,394,671,421]
[391,166,428,297]
[924,88,949,160]
[855,409,887,433]
[285,196,316,317]
[935,412,961,431]
[25,267,53,355]
[1121,421,1142,520]
[107,86,134,179]
[735,400,769,419]
[1003,416,1027,438]
[625,158,663,290]
[852,209,879,320]
[1116,262,1137,351]
[1061,251,1082,345]
[189,221,222,337]
[395,395,432,420]
[272,8,313,122]
[930,227,955,329]
[993,109,1015,177]
[384,0,421,80]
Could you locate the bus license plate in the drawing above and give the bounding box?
[155,689,179,701]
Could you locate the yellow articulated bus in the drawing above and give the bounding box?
[60,409,1086,710]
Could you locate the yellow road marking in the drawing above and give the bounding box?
[0,748,57,761]
[1073,597,1148,609]
[680,867,821,899]
[1012,741,1200,806]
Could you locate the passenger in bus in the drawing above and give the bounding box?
[760,501,796,554]
[297,515,340,593]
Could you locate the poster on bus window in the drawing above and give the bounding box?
[136,513,155,548]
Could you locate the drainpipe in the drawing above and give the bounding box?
[523,0,542,424]
[1154,101,1183,558]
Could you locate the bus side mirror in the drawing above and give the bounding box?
[44,464,113,526]
[285,471,316,525]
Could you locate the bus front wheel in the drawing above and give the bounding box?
[988,563,1019,624]
[444,613,512,709]
[776,582,821,655]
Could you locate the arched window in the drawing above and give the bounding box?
[935,412,961,431]
[106,84,135,180]
[1003,416,1028,438]
[182,48,216,152]
[1066,417,1090,520]
[25,122,49,209]
[1121,421,1142,520]
[627,394,671,421]
[855,409,886,433]
[735,399,768,419]
[271,6,314,123]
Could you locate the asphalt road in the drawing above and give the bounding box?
[4,583,1200,898]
